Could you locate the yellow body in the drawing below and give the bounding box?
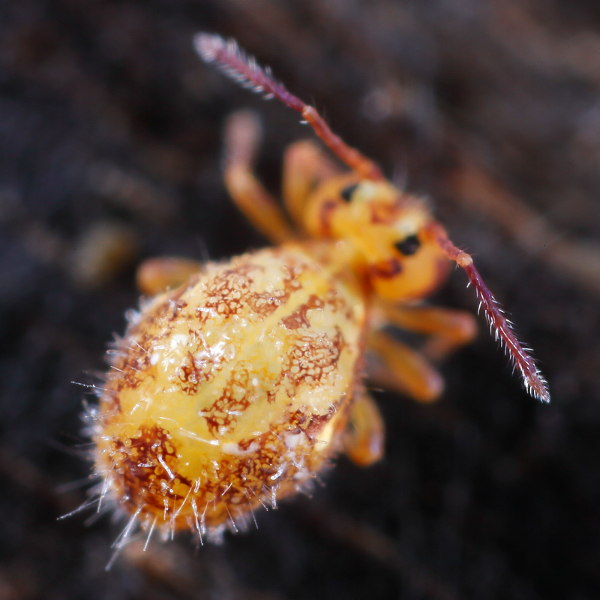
[88,34,548,552]
[95,243,366,536]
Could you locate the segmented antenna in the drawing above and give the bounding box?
[426,222,550,403]
[194,33,384,181]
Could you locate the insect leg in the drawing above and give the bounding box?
[367,330,444,403]
[136,257,203,296]
[343,389,385,467]
[224,110,297,243]
[378,304,477,360]
[282,140,341,228]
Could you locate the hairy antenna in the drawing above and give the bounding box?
[194,33,384,181]
[426,223,550,403]
[195,32,549,404]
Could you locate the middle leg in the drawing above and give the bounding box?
[378,304,477,360]
[367,329,444,403]
[136,257,203,296]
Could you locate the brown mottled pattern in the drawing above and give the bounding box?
[283,328,344,387]
[107,336,150,393]
[177,350,208,395]
[201,264,257,320]
[176,330,227,395]
[107,298,189,394]
[197,260,305,323]
[109,424,191,513]
[95,244,366,534]
[202,364,251,435]
[324,287,355,321]
[185,407,345,528]
[281,294,324,329]
[104,407,345,530]
[134,294,189,337]
[246,287,291,316]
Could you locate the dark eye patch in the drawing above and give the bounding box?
[394,234,421,256]
[340,183,359,202]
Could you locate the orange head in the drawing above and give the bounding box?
[304,175,449,301]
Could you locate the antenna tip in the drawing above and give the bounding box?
[193,32,226,63]
[528,376,551,404]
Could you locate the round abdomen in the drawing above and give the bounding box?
[93,244,365,538]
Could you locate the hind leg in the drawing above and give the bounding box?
[343,390,385,467]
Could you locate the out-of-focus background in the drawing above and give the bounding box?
[1,1,599,598]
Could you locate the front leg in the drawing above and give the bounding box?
[224,111,297,244]
[282,140,341,230]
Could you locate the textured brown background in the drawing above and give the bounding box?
[1,1,599,599]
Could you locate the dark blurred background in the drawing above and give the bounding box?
[1,1,599,599]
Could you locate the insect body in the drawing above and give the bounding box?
[90,34,549,550]
[96,243,366,540]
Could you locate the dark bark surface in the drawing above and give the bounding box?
[1,1,599,599]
